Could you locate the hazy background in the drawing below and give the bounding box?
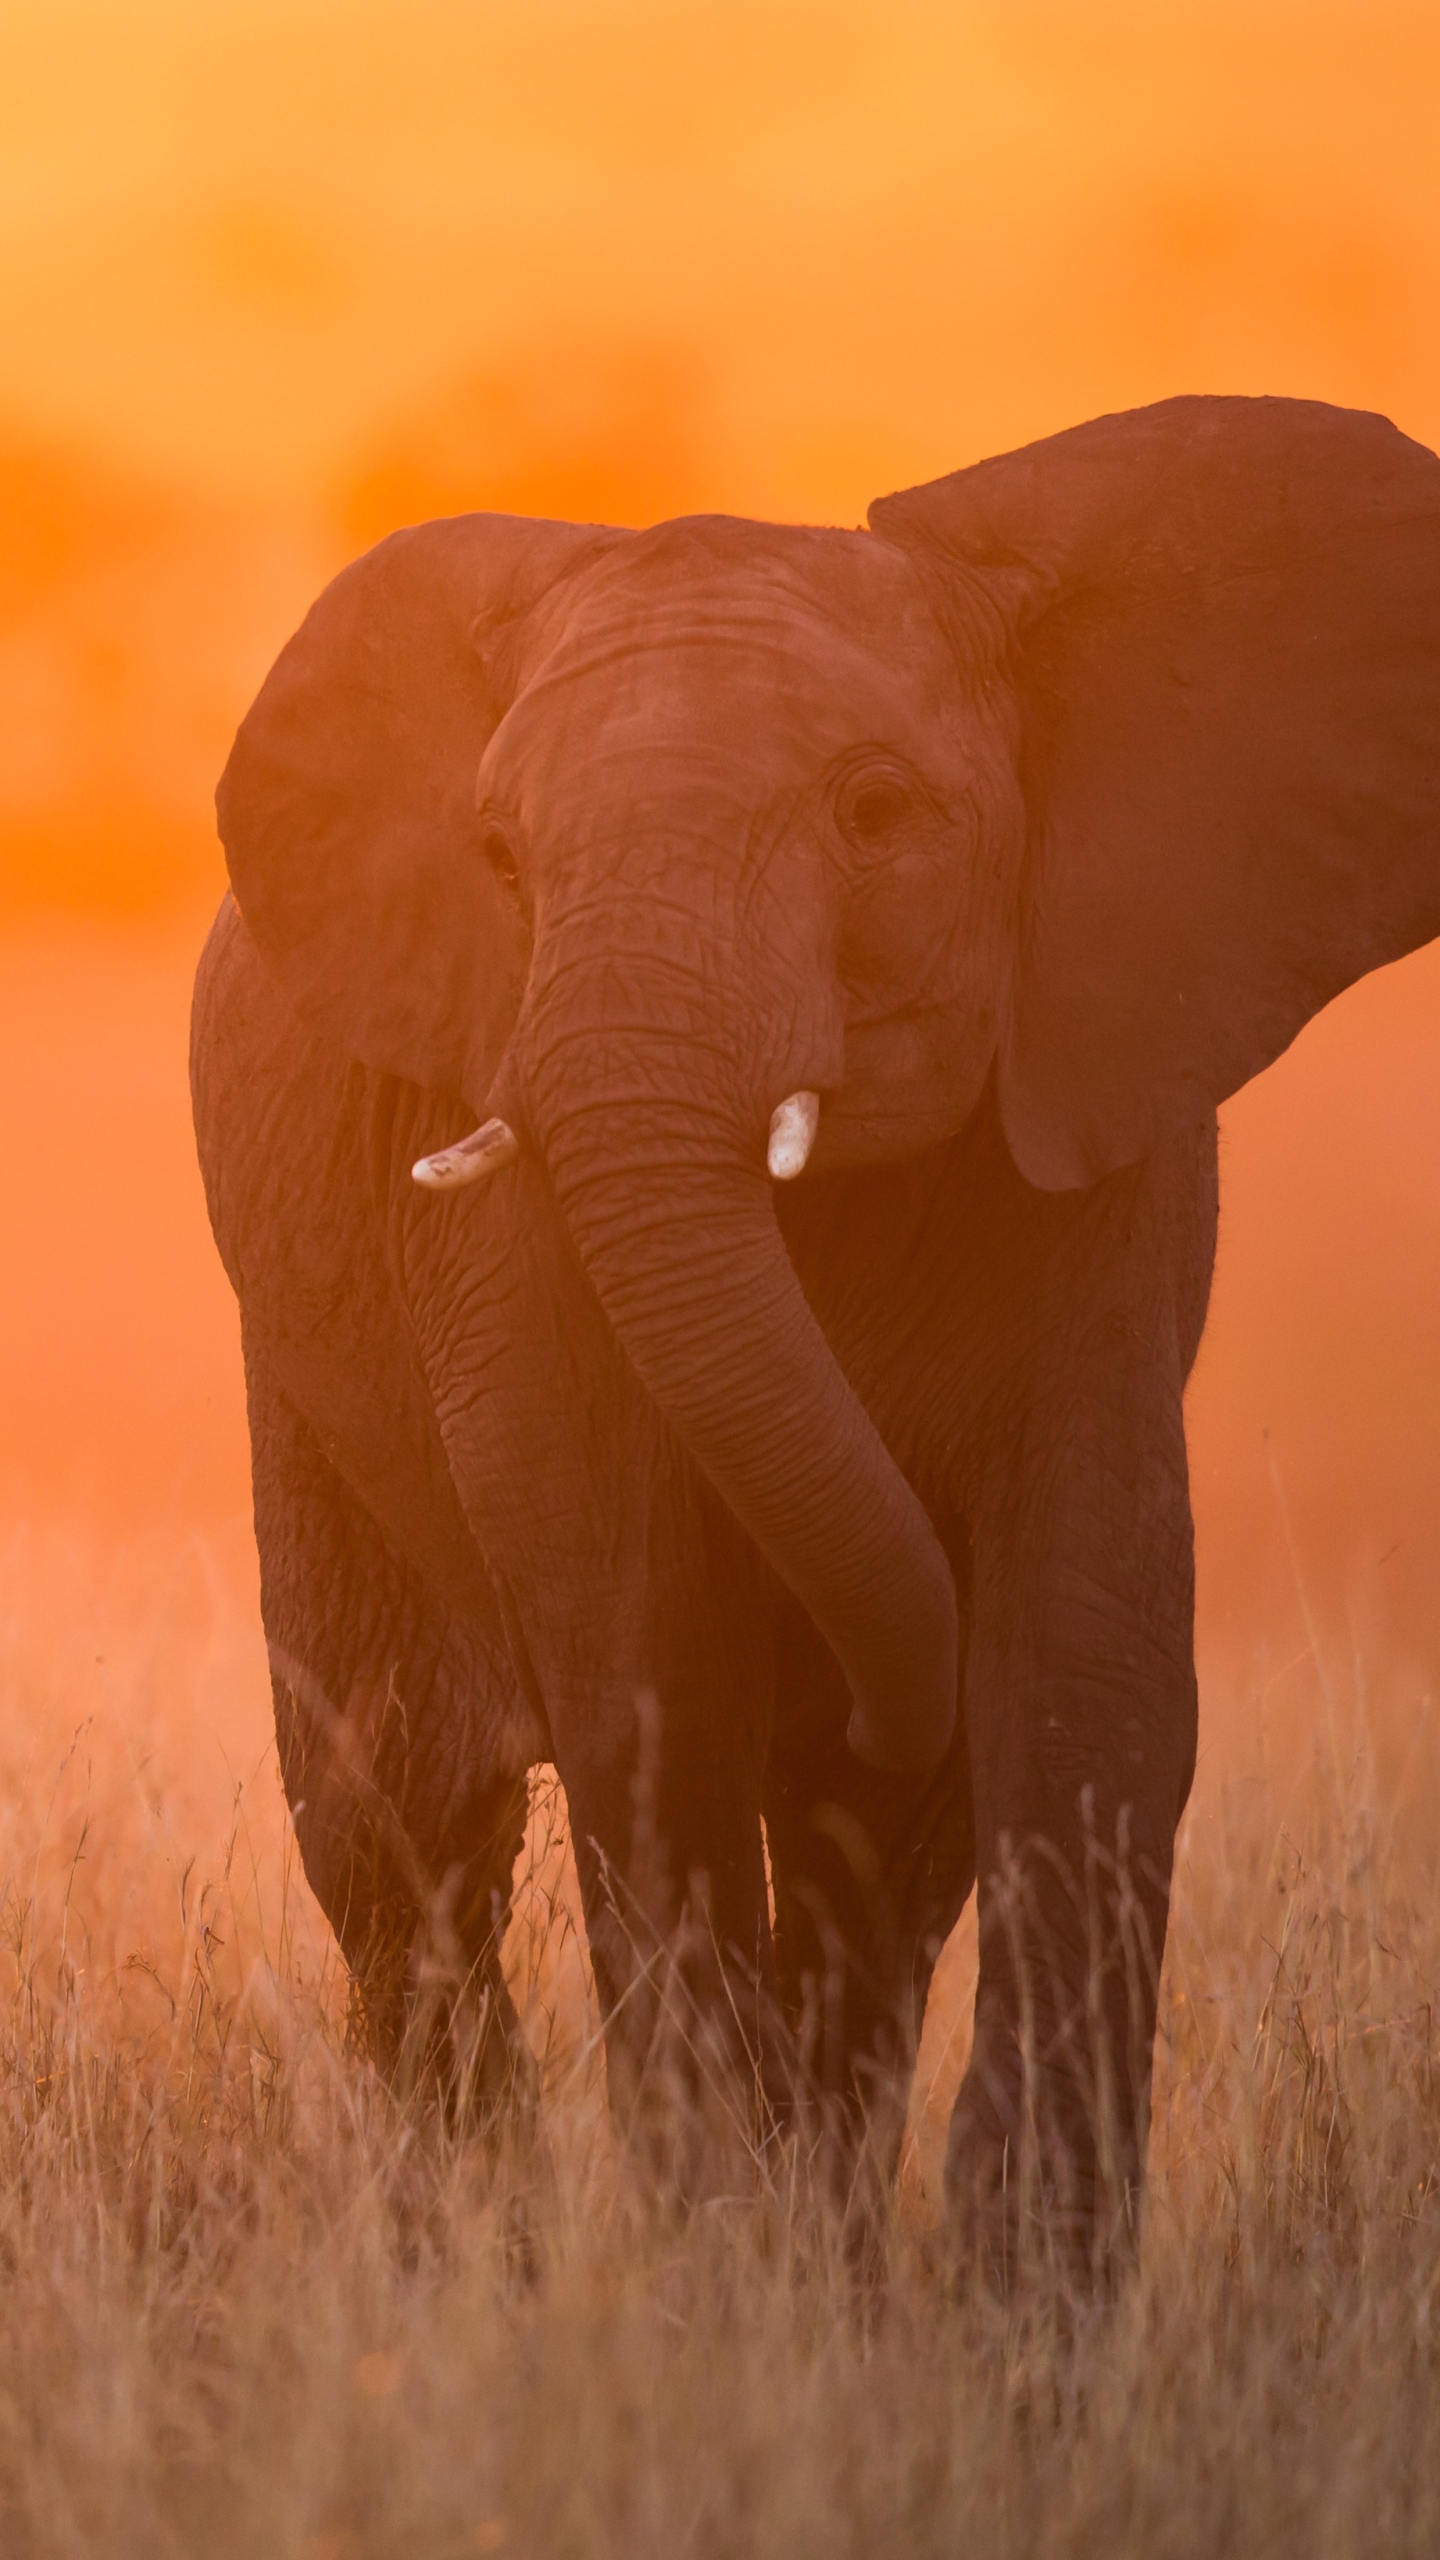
[4,0,1440,1783]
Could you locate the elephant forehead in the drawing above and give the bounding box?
[564,514,948,655]
[499,526,962,774]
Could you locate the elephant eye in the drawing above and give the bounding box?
[481,825,523,897]
[838,772,913,851]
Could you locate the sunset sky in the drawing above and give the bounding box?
[5,1,1440,514]
[4,1,1440,1718]
[5,1,1440,908]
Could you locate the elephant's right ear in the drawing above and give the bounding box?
[216,514,620,1096]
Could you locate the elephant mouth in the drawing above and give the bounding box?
[805,1006,994,1171]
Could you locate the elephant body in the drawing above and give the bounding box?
[192,395,1440,2264]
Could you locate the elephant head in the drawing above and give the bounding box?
[216,396,1440,1774]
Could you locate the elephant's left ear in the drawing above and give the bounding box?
[870,396,1440,1188]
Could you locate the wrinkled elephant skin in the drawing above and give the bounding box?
[191,397,1440,2268]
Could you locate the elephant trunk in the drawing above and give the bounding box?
[512,929,958,1774]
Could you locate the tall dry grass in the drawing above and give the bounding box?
[1,1526,1439,2558]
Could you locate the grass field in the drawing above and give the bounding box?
[7,8,1440,2542]
[1,1527,1438,2559]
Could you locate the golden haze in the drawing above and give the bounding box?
[4,2,1439,1705]
[1,16,1440,2543]
[2,3,1439,1946]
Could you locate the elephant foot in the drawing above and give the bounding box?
[343,1874,539,2151]
[942,2039,1142,2299]
[590,1912,794,2214]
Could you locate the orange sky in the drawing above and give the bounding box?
[3,1,1440,1748]
[6,1,1440,515]
[5,1,1440,911]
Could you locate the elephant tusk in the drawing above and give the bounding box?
[767,1090,820,1181]
[411,1118,520,1190]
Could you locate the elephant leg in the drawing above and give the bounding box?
[946,1348,1199,2287]
[518,1457,785,2171]
[244,1338,532,2111]
[763,1558,976,2199]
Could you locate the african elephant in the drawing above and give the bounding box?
[192,394,1440,2268]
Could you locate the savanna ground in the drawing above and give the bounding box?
[2,1520,1438,2560]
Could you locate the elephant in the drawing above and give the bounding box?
[191,393,1440,2270]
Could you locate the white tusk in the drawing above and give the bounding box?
[767,1090,820,1181]
[411,1118,520,1191]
